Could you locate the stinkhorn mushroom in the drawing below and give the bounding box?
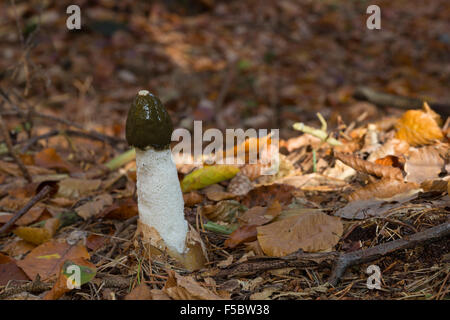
[126,90,205,270]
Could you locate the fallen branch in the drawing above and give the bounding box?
[0,184,54,235]
[0,102,32,182]
[354,87,450,117]
[328,220,450,286]
[214,251,337,278]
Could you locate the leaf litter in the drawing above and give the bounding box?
[0,0,449,301]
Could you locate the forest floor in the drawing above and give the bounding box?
[0,0,449,300]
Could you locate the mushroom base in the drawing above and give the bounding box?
[136,220,206,271]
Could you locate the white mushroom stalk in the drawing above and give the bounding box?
[135,147,188,253]
[126,90,196,258]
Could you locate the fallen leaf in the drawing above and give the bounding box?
[395,102,443,146]
[125,283,153,300]
[200,200,245,223]
[257,211,343,256]
[181,165,240,192]
[35,148,78,173]
[227,172,254,195]
[75,193,113,220]
[183,191,204,207]
[238,200,281,226]
[0,207,47,226]
[203,184,236,201]
[163,270,227,300]
[404,147,445,183]
[16,240,90,281]
[100,197,138,220]
[43,258,96,300]
[347,179,420,202]
[13,217,60,245]
[336,152,404,180]
[224,225,258,249]
[56,178,102,199]
[0,253,29,285]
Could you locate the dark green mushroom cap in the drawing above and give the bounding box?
[126,90,174,150]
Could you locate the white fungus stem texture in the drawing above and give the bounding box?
[135,148,188,253]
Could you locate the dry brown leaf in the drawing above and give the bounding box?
[34,148,78,173]
[336,152,404,180]
[125,283,153,300]
[163,271,226,300]
[224,224,258,249]
[367,138,410,162]
[420,179,448,193]
[0,207,47,226]
[0,253,29,285]
[257,211,343,256]
[200,200,244,223]
[227,172,254,195]
[56,178,102,199]
[183,191,204,207]
[347,179,420,202]
[395,103,443,146]
[238,200,281,226]
[75,194,113,220]
[204,184,236,201]
[100,197,138,220]
[16,240,90,281]
[404,147,445,183]
[374,155,403,169]
[0,160,55,177]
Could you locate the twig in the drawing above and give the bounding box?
[328,220,450,286]
[354,87,450,117]
[0,184,53,235]
[0,103,32,182]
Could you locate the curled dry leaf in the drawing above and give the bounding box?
[227,172,254,196]
[335,152,403,180]
[238,200,281,226]
[183,191,204,207]
[374,155,403,169]
[200,200,245,223]
[163,270,227,300]
[13,217,60,245]
[347,179,420,202]
[100,197,138,220]
[395,103,443,146]
[335,179,422,220]
[367,138,410,162]
[124,283,153,300]
[404,146,445,183]
[204,184,236,201]
[35,148,78,173]
[75,193,113,220]
[257,211,343,256]
[420,179,448,193]
[224,224,258,249]
[56,178,102,199]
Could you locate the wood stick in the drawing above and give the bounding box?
[328,220,450,286]
[354,87,450,117]
[0,184,53,235]
[0,102,32,182]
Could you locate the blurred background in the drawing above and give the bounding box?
[0,0,449,141]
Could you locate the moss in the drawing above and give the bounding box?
[126,91,173,150]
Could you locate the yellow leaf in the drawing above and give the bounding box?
[181,165,240,192]
[395,102,443,146]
